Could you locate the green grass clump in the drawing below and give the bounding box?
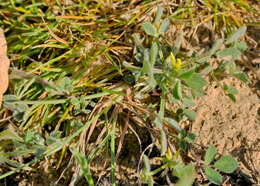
[171,0,259,31]
[0,1,254,185]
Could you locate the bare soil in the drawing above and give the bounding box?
[191,25,260,184]
[192,77,260,183]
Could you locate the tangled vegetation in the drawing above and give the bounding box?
[0,0,259,185]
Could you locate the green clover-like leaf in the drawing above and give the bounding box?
[141,22,157,37]
[204,145,217,165]
[214,155,238,173]
[204,167,222,185]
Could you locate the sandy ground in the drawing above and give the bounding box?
[191,30,260,183]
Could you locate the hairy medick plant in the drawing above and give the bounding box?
[128,7,246,186]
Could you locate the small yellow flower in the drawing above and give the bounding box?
[169,52,182,72]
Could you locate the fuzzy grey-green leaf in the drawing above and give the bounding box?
[165,117,182,132]
[141,22,157,37]
[214,156,238,173]
[233,72,250,83]
[182,73,207,90]
[204,145,217,165]
[205,167,222,185]
[175,165,196,186]
[216,48,241,59]
[159,18,170,34]
[183,109,197,121]
[154,7,164,24]
[234,41,247,51]
[226,26,247,44]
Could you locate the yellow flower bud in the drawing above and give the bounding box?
[175,58,182,72]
